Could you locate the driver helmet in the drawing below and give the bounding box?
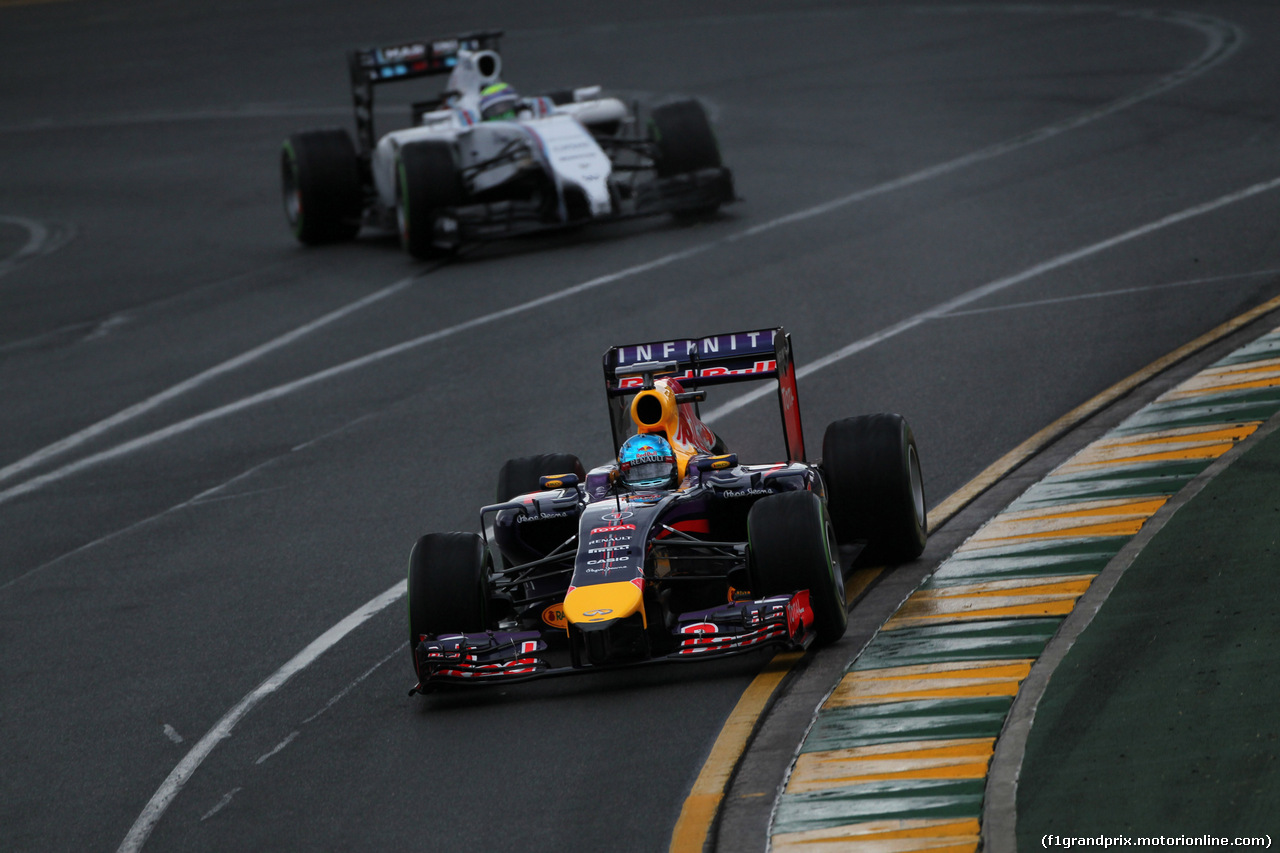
[619,434,678,490]
[479,82,521,121]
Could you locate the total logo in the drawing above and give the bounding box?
[590,523,636,534]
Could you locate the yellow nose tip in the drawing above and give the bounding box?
[564,581,646,628]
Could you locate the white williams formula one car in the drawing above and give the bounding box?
[282,30,736,258]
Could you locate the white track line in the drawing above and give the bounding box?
[939,268,1280,317]
[0,275,419,488]
[725,7,1240,241]
[0,248,712,508]
[703,176,1280,423]
[3,9,1240,506]
[0,215,73,281]
[0,415,370,594]
[114,175,1280,853]
[117,583,405,852]
[112,10,1246,850]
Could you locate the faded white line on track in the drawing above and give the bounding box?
[0,276,420,488]
[301,644,403,725]
[117,583,406,852]
[198,788,241,822]
[939,268,1280,317]
[255,731,299,765]
[0,414,372,593]
[703,176,1280,423]
[0,215,74,282]
[0,247,712,507]
[724,7,1241,242]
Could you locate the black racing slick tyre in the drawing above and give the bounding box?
[648,99,722,177]
[496,453,587,503]
[281,129,362,245]
[396,140,466,260]
[408,533,490,679]
[747,490,847,646]
[822,413,927,563]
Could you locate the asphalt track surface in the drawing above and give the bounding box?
[2,2,1280,851]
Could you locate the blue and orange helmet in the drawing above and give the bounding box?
[479,82,521,121]
[619,434,677,489]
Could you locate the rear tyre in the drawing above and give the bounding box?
[822,413,927,563]
[496,453,587,503]
[281,129,362,245]
[747,490,847,646]
[396,140,466,260]
[407,533,490,679]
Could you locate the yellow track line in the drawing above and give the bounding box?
[929,291,1280,529]
[668,567,882,851]
[669,650,805,852]
[670,292,1280,853]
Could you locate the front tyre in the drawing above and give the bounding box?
[396,140,465,260]
[748,490,847,646]
[281,129,362,245]
[648,99,726,219]
[822,413,927,563]
[649,99,722,176]
[407,532,490,680]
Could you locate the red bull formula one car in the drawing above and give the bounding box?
[408,328,927,692]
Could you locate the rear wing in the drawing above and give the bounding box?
[601,328,806,462]
[346,30,503,156]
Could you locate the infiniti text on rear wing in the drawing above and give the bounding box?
[602,328,806,462]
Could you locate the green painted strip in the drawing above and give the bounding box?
[948,537,1126,561]
[1214,332,1280,365]
[854,619,1061,669]
[773,778,985,834]
[1009,473,1193,507]
[779,323,1280,842]
[1120,394,1280,433]
[1034,464,1203,486]
[803,698,1012,753]
[925,552,1112,585]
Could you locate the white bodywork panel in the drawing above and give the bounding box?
[522,115,613,216]
[371,97,628,216]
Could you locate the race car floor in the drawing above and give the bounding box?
[767,321,1280,851]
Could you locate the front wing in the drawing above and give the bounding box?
[424,166,735,248]
[411,589,813,691]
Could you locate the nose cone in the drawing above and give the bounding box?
[564,581,645,628]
